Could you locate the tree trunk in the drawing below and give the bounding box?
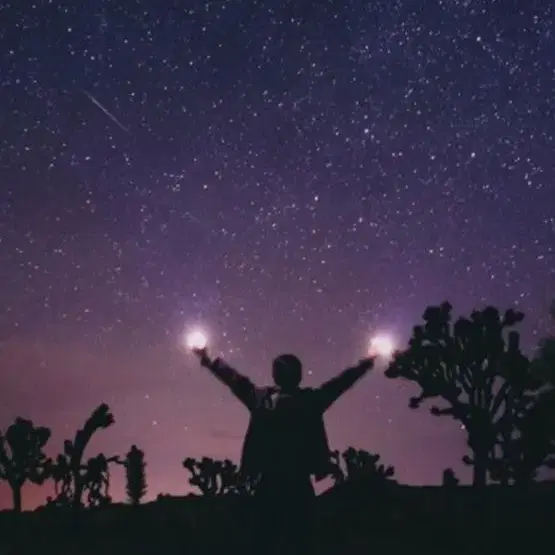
[11,483,22,512]
[472,451,488,487]
[72,472,85,513]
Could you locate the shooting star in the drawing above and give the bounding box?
[83,90,130,134]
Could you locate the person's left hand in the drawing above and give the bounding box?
[192,347,211,366]
[357,356,376,372]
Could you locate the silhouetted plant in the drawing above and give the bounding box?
[384,302,543,486]
[530,300,555,386]
[442,468,459,487]
[183,456,229,496]
[330,447,396,486]
[513,304,555,478]
[51,453,72,506]
[125,445,147,505]
[220,458,259,496]
[0,418,51,512]
[87,453,121,507]
[52,403,116,511]
[183,456,257,496]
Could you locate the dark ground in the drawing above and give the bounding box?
[1,481,553,554]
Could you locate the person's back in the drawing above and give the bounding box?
[255,386,319,478]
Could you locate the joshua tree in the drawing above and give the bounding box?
[330,447,395,486]
[512,305,555,479]
[125,445,147,505]
[385,302,542,486]
[52,403,116,511]
[0,418,52,511]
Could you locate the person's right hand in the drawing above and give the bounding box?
[357,356,376,372]
[192,347,211,366]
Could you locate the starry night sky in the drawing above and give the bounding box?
[1,0,554,509]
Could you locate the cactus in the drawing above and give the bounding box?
[125,445,147,505]
[183,456,258,496]
[84,453,120,507]
[0,418,52,512]
[51,403,117,510]
[330,447,395,486]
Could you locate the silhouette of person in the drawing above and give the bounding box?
[192,348,375,555]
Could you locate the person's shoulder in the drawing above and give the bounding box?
[253,385,278,407]
[299,386,317,394]
[298,387,319,401]
[254,385,275,398]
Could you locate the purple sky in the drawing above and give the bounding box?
[1,0,554,509]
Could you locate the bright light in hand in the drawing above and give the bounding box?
[370,334,395,358]
[186,330,208,350]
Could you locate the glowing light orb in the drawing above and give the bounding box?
[369,334,395,358]
[185,330,208,351]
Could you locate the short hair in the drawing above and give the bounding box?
[272,354,303,390]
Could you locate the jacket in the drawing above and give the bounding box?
[204,358,370,481]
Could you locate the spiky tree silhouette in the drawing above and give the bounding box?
[330,447,395,486]
[384,302,542,486]
[51,453,73,506]
[84,453,120,507]
[513,304,555,479]
[183,456,228,496]
[0,418,51,511]
[219,458,259,496]
[183,456,257,496]
[125,445,147,505]
[53,403,116,511]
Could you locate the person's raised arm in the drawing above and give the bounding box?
[316,357,375,412]
[192,347,257,410]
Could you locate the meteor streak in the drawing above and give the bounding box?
[83,90,130,134]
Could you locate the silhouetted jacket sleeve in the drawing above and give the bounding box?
[316,364,369,412]
[203,357,258,411]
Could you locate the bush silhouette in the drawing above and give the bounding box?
[51,403,117,511]
[442,468,460,487]
[0,418,51,511]
[184,456,224,496]
[125,445,147,505]
[183,456,258,496]
[330,447,395,486]
[384,302,544,486]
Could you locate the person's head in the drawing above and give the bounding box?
[272,354,303,392]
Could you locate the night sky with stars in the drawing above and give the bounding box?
[1,0,554,509]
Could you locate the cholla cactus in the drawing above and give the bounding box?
[84,453,120,507]
[183,456,258,496]
[183,456,225,496]
[330,447,395,486]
